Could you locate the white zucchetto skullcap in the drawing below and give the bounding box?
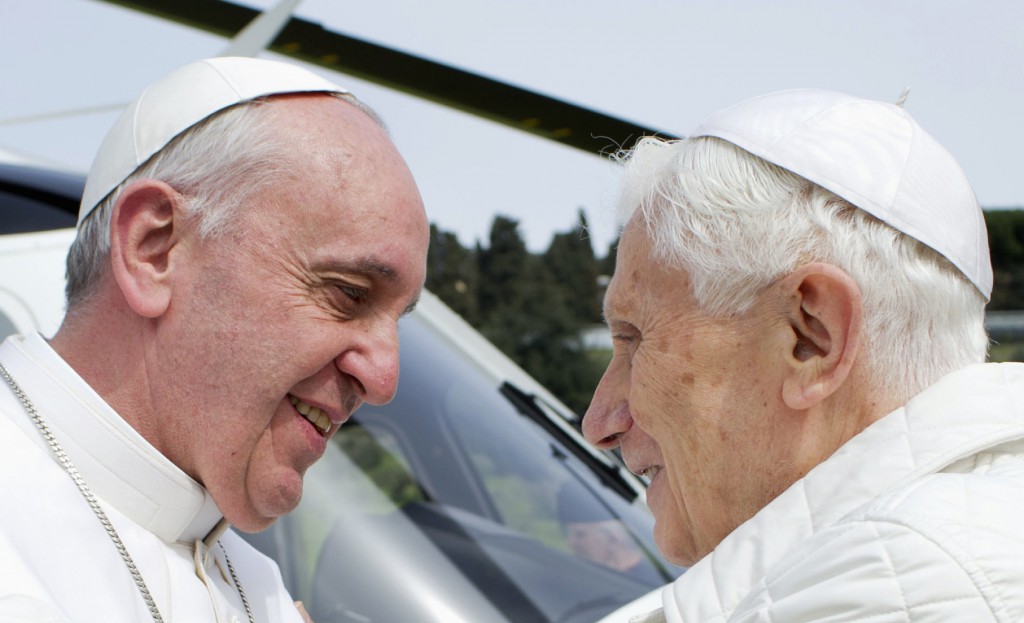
[79,56,350,225]
[691,88,992,301]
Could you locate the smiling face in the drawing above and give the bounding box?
[583,219,811,565]
[150,95,429,531]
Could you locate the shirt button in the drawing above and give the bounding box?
[230,616,241,623]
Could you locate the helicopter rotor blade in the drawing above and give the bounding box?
[97,0,678,155]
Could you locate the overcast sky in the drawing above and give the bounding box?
[1,0,1021,254]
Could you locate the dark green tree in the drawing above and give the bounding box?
[516,275,604,415]
[542,209,601,324]
[985,209,1024,310]
[476,215,533,322]
[426,224,480,324]
[427,213,612,416]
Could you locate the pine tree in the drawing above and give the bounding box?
[986,209,1024,310]
[542,209,601,324]
[428,213,611,416]
[477,215,531,321]
[426,224,480,324]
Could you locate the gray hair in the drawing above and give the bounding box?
[65,92,382,308]
[616,135,988,401]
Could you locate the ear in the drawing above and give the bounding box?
[108,180,182,319]
[779,263,863,410]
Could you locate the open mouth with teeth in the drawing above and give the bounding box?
[640,466,662,480]
[290,396,331,437]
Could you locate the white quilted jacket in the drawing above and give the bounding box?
[639,362,1024,623]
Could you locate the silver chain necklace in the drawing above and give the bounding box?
[0,362,255,623]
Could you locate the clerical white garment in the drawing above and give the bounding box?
[0,333,304,623]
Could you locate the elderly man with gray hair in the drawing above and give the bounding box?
[0,57,428,622]
[586,89,1024,622]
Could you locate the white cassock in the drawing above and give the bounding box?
[0,333,304,623]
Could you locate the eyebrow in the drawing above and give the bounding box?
[316,257,399,283]
[353,258,398,281]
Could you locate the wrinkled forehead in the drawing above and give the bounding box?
[603,219,656,310]
[615,213,658,270]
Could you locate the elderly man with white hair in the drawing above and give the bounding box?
[585,89,1024,622]
[0,57,428,622]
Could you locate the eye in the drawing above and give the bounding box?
[610,323,641,356]
[334,283,368,305]
[342,286,365,300]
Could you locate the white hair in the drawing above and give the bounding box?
[65,92,381,308]
[615,135,988,400]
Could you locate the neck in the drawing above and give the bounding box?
[812,368,900,463]
[51,296,157,441]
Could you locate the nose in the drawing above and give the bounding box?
[582,361,632,450]
[335,320,401,405]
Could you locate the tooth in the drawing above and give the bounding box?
[291,397,331,434]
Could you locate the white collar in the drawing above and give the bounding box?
[0,333,223,543]
[663,362,1024,621]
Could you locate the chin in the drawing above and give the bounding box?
[226,493,298,532]
[227,477,304,532]
[655,523,701,568]
[660,544,697,568]
[230,514,281,534]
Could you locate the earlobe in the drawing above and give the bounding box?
[779,263,863,410]
[108,180,182,319]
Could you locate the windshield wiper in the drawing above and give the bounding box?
[499,381,639,502]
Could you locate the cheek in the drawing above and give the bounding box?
[657,439,737,565]
[630,352,749,561]
[630,346,684,412]
[629,344,714,451]
[240,421,307,522]
[651,469,698,565]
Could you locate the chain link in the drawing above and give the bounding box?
[0,362,255,623]
[220,542,256,622]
